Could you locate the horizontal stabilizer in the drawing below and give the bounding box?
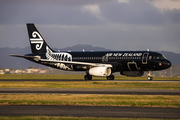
[9,54,41,61]
[10,54,34,58]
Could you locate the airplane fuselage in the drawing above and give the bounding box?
[25,51,171,73]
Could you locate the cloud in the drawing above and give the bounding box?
[82,5,101,17]
[0,0,106,25]
[146,0,180,11]
[98,0,180,25]
[118,0,129,3]
[81,5,105,21]
[0,0,180,53]
[100,0,162,25]
[1,0,180,25]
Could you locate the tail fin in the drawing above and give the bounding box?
[27,23,54,54]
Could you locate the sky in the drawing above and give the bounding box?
[0,0,180,53]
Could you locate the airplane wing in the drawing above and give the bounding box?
[10,54,112,67]
[40,59,113,68]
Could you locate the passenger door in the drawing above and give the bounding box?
[142,53,149,64]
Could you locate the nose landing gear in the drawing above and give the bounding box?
[147,71,153,81]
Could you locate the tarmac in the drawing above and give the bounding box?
[0,105,179,118]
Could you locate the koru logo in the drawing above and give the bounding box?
[30,31,44,50]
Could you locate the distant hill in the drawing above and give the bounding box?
[53,44,111,51]
[0,45,179,69]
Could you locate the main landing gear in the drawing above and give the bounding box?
[106,75,115,80]
[147,71,153,81]
[84,75,92,80]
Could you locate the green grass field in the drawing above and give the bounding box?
[1,74,180,90]
[0,81,180,89]
[0,74,180,80]
[0,94,179,107]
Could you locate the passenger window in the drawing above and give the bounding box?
[149,56,152,59]
[153,56,165,60]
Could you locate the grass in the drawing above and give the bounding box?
[0,81,180,90]
[0,116,177,120]
[0,74,180,80]
[0,74,180,90]
[0,94,180,107]
[0,74,179,119]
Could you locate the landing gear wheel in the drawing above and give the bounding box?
[148,76,153,81]
[84,75,92,80]
[147,71,153,81]
[107,75,115,80]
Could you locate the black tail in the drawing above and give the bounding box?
[26,23,54,54]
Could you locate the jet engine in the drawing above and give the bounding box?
[89,67,111,76]
[120,71,144,77]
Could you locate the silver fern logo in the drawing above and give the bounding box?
[45,46,73,70]
[30,31,44,50]
[46,46,72,61]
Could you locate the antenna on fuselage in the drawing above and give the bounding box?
[147,49,150,52]
[82,49,85,52]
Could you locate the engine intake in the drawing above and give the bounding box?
[89,67,111,77]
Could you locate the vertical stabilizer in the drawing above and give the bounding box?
[27,23,54,54]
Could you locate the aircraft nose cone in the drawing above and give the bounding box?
[164,60,171,69]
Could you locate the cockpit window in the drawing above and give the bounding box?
[153,55,165,60]
[162,55,167,59]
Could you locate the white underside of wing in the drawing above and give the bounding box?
[40,59,112,68]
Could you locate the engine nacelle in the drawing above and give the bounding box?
[89,67,111,77]
[120,71,144,77]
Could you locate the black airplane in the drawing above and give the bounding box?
[10,24,171,80]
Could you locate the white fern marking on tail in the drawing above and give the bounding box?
[30,31,44,50]
[45,46,73,70]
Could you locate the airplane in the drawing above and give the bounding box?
[10,24,172,80]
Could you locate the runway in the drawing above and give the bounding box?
[1,88,180,95]
[0,105,179,118]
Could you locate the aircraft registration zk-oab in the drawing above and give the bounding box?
[10,24,171,80]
